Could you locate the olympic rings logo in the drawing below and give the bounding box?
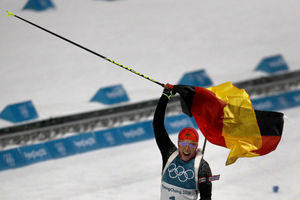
[167,163,194,182]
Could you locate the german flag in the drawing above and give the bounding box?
[174,82,284,165]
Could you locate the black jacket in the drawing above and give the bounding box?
[153,93,212,200]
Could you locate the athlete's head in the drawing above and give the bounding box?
[178,127,199,161]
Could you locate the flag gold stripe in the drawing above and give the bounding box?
[207,82,262,165]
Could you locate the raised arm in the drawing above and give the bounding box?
[152,88,177,169]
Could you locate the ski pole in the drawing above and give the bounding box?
[7,11,165,88]
[201,138,207,155]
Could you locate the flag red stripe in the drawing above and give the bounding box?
[191,87,227,147]
[251,136,282,155]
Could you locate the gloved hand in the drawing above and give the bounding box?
[163,83,176,100]
[164,83,174,90]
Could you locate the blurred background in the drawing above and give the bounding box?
[0,0,300,199]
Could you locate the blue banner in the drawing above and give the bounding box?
[68,132,100,153]
[252,89,300,111]
[0,149,25,170]
[23,0,55,11]
[45,138,75,158]
[0,100,38,123]
[255,54,289,74]
[18,143,51,165]
[178,69,213,87]
[118,121,153,144]
[94,128,123,147]
[90,84,129,105]
[164,114,195,134]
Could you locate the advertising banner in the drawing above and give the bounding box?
[0,148,25,170]
[0,100,38,123]
[178,69,213,87]
[90,84,129,105]
[118,121,153,144]
[255,54,289,74]
[45,138,75,158]
[164,114,195,134]
[252,89,300,111]
[68,132,100,153]
[18,143,51,165]
[23,0,55,11]
[94,127,123,147]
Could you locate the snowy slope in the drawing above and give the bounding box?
[0,0,300,199]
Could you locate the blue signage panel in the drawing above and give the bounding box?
[142,120,155,137]
[283,90,300,108]
[255,54,289,74]
[0,149,26,170]
[252,89,300,111]
[0,100,38,123]
[45,138,75,158]
[90,84,129,105]
[178,69,213,87]
[18,143,51,165]
[118,121,153,144]
[68,132,100,153]
[190,117,199,129]
[164,114,195,134]
[94,128,123,147]
[23,0,55,11]
[252,97,277,111]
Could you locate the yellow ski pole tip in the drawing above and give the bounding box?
[7,11,15,17]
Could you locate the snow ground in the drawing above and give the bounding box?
[0,0,300,199]
[0,107,299,200]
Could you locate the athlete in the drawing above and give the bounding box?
[153,85,212,200]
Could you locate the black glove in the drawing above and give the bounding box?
[163,83,176,100]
